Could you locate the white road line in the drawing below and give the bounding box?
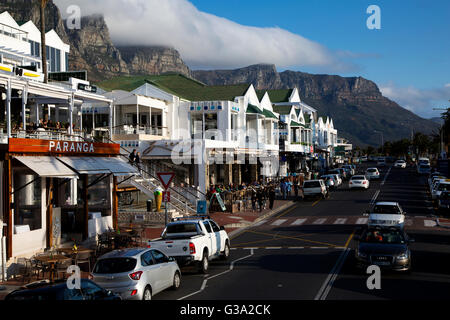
[291,218,307,226]
[271,219,287,226]
[253,220,267,227]
[265,247,282,250]
[230,248,237,250]
[243,248,258,250]
[178,249,255,300]
[370,190,380,205]
[424,220,437,227]
[312,218,327,225]
[356,217,368,224]
[315,247,351,300]
[333,218,347,225]
[288,247,305,249]
[381,167,392,186]
[310,247,329,249]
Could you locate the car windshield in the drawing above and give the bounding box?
[351,176,365,180]
[304,181,321,188]
[93,258,137,274]
[367,169,377,173]
[362,229,406,244]
[438,183,450,191]
[373,205,401,214]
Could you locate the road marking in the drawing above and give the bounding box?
[356,217,368,224]
[333,218,347,225]
[312,199,321,207]
[312,218,327,225]
[265,247,282,250]
[291,218,307,226]
[243,247,258,250]
[310,247,329,249]
[245,229,338,247]
[271,219,287,226]
[178,249,255,300]
[288,247,305,249]
[252,220,267,227]
[381,167,392,186]
[424,220,437,227]
[370,189,380,205]
[315,230,355,301]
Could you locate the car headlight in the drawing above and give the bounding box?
[397,252,409,260]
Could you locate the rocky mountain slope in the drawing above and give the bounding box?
[194,65,439,146]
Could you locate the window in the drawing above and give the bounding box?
[81,281,106,300]
[141,251,154,266]
[56,49,61,72]
[13,174,42,232]
[191,114,203,139]
[204,113,218,140]
[51,47,56,72]
[151,250,168,264]
[210,221,220,232]
[203,221,213,233]
[304,181,321,188]
[93,258,137,274]
[165,223,199,234]
[65,52,69,71]
[63,288,84,300]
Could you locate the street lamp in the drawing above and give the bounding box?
[374,130,384,154]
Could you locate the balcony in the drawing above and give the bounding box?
[112,125,167,141]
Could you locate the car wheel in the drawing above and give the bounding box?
[143,286,152,300]
[221,242,230,260]
[199,251,209,274]
[172,271,181,290]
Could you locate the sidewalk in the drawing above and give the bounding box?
[143,197,298,241]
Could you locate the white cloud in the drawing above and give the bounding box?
[54,0,355,71]
[380,83,450,119]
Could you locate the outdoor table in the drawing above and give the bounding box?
[57,247,94,256]
[34,254,72,282]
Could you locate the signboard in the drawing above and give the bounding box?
[8,138,120,155]
[0,63,43,82]
[162,191,170,202]
[197,200,207,215]
[157,172,175,190]
[214,193,227,212]
[78,83,97,93]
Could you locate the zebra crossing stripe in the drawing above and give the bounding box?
[253,220,267,227]
[356,218,368,224]
[313,218,327,225]
[424,220,437,227]
[291,218,307,226]
[333,218,347,225]
[271,219,287,226]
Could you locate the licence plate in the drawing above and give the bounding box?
[374,261,390,266]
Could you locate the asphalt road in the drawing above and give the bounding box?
[155,163,450,300]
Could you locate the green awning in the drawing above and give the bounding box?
[290,120,305,128]
[246,103,263,114]
[262,109,278,120]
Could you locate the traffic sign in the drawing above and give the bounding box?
[163,191,170,202]
[157,172,175,190]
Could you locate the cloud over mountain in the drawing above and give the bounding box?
[54,0,355,71]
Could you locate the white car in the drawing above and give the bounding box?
[366,202,406,229]
[394,160,407,168]
[361,156,368,162]
[377,160,386,167]
[429,175,446,192]
[331,173,343,186]
[349,175,370,189]
[148,217,230,274]
[303,180,328,199]
[321,175,336,189]
[365,168,380,180]
[431,179,450,200]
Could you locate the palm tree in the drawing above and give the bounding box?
[40,0,49,83]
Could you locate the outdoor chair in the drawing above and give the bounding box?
[74,251,92,273]
[15,258,33,283]
[55,258,73,280]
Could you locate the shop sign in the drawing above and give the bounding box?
[8,138,120,155]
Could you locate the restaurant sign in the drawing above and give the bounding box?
[9,138,120,155]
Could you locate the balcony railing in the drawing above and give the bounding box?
[114,125,166,136]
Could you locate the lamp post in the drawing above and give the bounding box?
[374,130,384,154]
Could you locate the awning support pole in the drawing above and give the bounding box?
[117,175,134,185]
[87,172,112,189]
[11,176,39,195]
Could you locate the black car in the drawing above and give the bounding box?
[4,279,121,301]
[438,191,450,214]
[354,226,413,272]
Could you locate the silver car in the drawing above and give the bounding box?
[92,248,181,300]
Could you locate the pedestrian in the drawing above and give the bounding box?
[280,180,287,200]
[129,149,136,164]
[257,188,264,212]
[293,179,299,201]
[269,186,276,210]
[251,191,257,212]
[135,151,141,173]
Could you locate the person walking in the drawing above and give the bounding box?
[269,186,276,210]
[135,152,141,173]
[251,191,257,212]
[256,188,264,212]
[280,179,287,200]
[293,179,299,201]
[129,149,136,164]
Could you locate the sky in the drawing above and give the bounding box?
[54,0,450,119]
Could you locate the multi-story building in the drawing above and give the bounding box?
[315,116,338,169]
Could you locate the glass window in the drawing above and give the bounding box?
[35,42,40,58]
[65,52,69,71]
[13,173,42,232]
[51,47,56,72]
[203,221,213,233]
[56,49,61,72]
[63,288,84,300]
[204,113,218,140]
[166,223,198,234]
[141,251,154,266]
[93,258,137,274]
[190,113,203,139]
[210,221,220,232]
[151,250,167,264]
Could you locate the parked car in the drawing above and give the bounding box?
[349,175,370,190]
[437,191,450,214]
[417,163,431,174]
[328,169,344,182]
[147,217,230,274]
[394,160,407,168]
[431,179,450,201]
[303,179,328,199]
[92,248,181,300]
[323,173,342,187]
[354,226,413,272]
[429,176,447,192]
[365,202,406,229]
[365,167,380,180]
[4,279,121,301]
[418,157,430,166]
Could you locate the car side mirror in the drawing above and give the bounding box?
[220,226,225,231]
[168,256,175,262]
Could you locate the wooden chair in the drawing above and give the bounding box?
[74,251,91,273]
[55,259,72,280]
[15,258,32,283]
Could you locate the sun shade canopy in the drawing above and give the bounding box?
[14,156,78,178]
[57,157,139,176]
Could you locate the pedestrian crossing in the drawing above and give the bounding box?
[260,216,442,229]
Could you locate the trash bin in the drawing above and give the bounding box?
[147,199,153,212]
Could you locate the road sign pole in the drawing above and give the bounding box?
[165,199,168,226]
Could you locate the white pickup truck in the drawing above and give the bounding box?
[147,216,230,274]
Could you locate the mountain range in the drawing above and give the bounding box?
[0,0,439,146]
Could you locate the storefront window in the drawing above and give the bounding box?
[13,174,42,233]
[191,113,203,139]
[87,174,111,217]
[204,113,218,140]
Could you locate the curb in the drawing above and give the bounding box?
[228,201,297,239]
